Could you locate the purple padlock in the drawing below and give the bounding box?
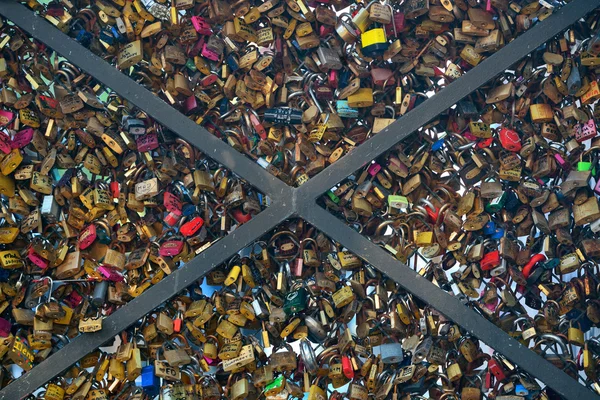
[0,317,11,337]
[11,127,34,149]
[136,131,159,152]
[0,132,12,154]
[183,95,199,115]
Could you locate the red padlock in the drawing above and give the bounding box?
[173,311,183,333]
[480,250,500,271]
[499,127,522,151]
[164,212,182,226]
[522,253,547,278]
[342,355,354,379]
[136,131,159,152]
[79,224,98,249]
[180,217,204,237]
[231,209,252,224]
[488,357,507,382]
[477,137,494,148]
[110,181,120,199]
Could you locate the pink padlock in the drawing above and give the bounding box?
[328,70,338,88]
[204,356,215,365]
[191,16,212,35]
[28,247,49,269]
[11,127,34,149]
[164,192,182,215]
[367,163,381,176]
[575,119,597,142]
[201,43,219,62]
[319,25,334,38]
[554,153,570,170]
[136,131,159,152]
[463,131,478,141]
[0,110,15,127]
[98,265,124,282]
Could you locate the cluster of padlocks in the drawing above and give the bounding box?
[30,220,562,400]
[319,3,600,396]
[24,0,561,186]
[0,13,266,375]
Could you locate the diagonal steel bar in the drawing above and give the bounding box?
[0,1,290,200]
[0,203,293,399]
[296,0,600,200]
[299,204,598,400]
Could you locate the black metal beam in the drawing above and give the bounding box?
[299,204,597,400]
[296,0,600,200]
[0,2,290,200]
[0,203,293,399]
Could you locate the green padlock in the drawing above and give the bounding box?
[283,287,307,315]
[485,192,507,213]
[388,195,409,209]
[326,191,340,204]
[265,375,286,397]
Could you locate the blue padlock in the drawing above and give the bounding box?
[490,227,504,240]
[257,193,271,208]
[99,29,115,45]
[483,221,496,235]
[110,26,125,43]
[76,30,93,47]
[139,365,160,397]
[432,139,444,152]
[515,384,528,396]
[226,54,239,72]
[182,203,197,217]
